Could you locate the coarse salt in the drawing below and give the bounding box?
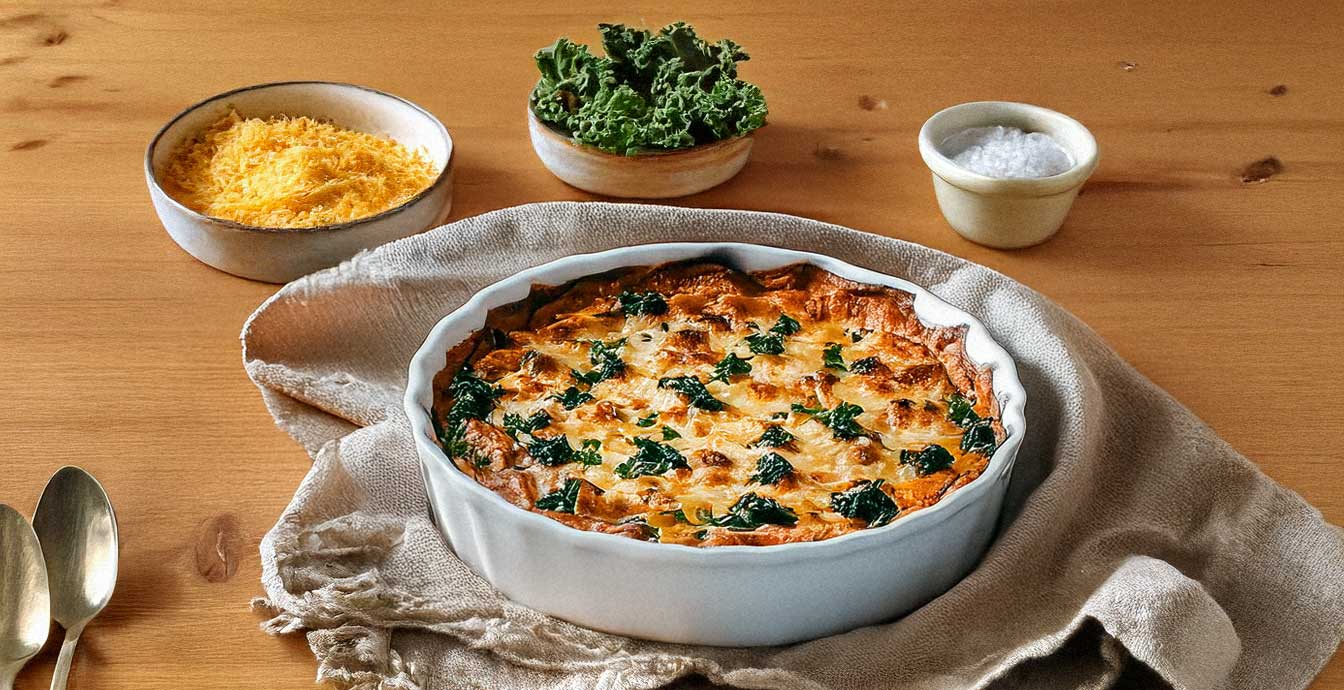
[941,125,1074,179]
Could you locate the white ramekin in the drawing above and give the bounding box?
[404,242,1026,647]
[145,81,455,283]
[918,101,1098,249]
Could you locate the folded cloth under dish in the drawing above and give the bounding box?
[243,202,1344,690]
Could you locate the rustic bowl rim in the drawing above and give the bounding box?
[525,106,756,160]
[918,100,1098,197]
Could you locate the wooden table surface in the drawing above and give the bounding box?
[1,1,1340,688]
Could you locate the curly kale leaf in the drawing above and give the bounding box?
[822,342,847,371]
[436,367,503,461]
[574,439,604,466]
[549,386,595,410]
[751,424,796,448]
[742,314,799,355]
[831,480,898,528]
[708,493,798,530]
[598,23,654,84]
[658,375,725,411]
[446,367,502,426]
[528,435,577,466]
[615,437,690,478]
[749,452,794,485]
[792,401,871,440]
[528,436,601,468]
[535,478,582,513]
[744,332,785,355]
[960,421,998,457]
[531,38,614,125]
[617,290,668,317]
[709,352,752,383]
[850,357,881,374]
[899,444,955,476]
[430,410,469,460]
[946,393,979,427]
[572,337,626,386]
[769,314,801,336]
[566,85,672,153]
[502,410,551,440]
[946,393,998,457]
[531,22,767,154]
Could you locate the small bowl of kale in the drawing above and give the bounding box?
[527,22,768,198]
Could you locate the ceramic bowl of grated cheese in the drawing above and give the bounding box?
[918,101,1097,249]
[145,81,454,283]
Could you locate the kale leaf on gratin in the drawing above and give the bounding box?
[431,260,1003,547]
[530,22,768,155]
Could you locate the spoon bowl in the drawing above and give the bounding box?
[0,504,50,690]
[32,467,118,690]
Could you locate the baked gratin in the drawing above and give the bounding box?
[431,260,1004,547]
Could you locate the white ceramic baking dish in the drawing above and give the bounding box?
[404,242,1026,647]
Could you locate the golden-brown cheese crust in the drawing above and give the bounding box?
[432,261,1003,547]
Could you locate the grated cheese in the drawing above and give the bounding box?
[160,110,437,228]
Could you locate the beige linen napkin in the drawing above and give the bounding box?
[243,202,1343,690]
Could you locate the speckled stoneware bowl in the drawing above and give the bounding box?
[146,81,454,283]
[527,109,753,198]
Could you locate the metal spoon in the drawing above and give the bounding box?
[0,504,50,690]
[32,467,118,690]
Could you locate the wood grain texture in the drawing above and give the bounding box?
[0,0,1339,687]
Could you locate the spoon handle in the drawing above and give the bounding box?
[48,626,83,690]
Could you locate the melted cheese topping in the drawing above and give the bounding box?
[435,262,998,547]
[161,109,437,228]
